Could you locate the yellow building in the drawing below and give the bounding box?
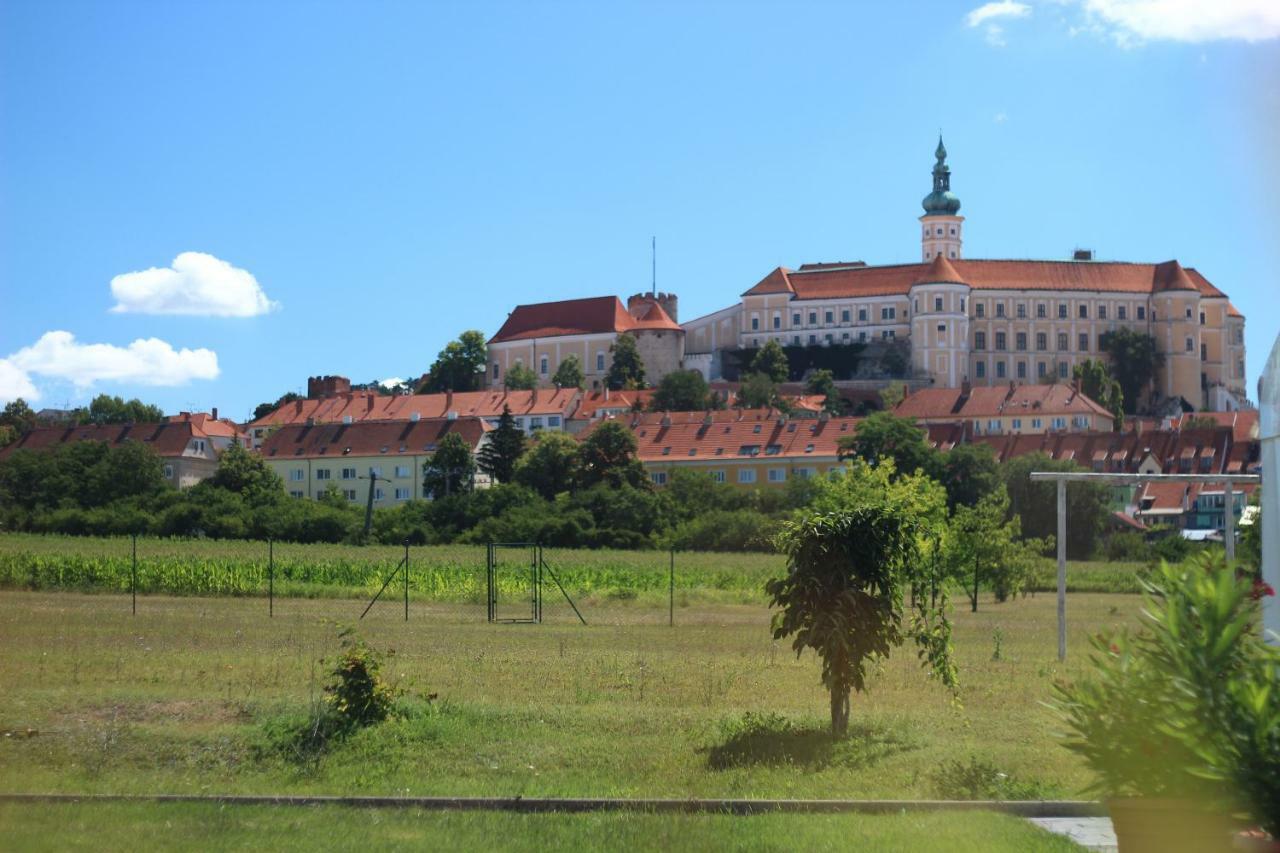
[260,417,491,509]
[681,136,1248,412]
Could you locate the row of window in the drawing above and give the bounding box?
[749,329,895,348]
[975,331,1094,352]
[750,306,900,332]
[970,415,1091,434]
[975,302,1147,322]
[649,466,831,486]
[289,487,416,501]
[289,465,414,482]
[914,295,967,314]
[974,360,1071,381]
[493,353,609,380]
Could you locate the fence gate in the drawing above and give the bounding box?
[486,543,541,623]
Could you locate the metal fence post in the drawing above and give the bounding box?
[403,540,409,622]
[268,538,274,618]
[1057,479,1067,663]
[669,548,674,628]
[131,533,137,615]
[1225,481,1235,564]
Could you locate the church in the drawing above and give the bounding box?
[682,137,1249,413]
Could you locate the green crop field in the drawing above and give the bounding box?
[0,533,1153,604]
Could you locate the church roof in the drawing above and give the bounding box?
[741,258,1227,300]
[489,296,679,344]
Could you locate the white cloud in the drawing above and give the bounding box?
[967,1,1032,27]
[966,2,1031,46]
[110,251,278,317]
[1079,0,1280,44]
[5,332,219,396]
[994,111,1009,123]
[0,359,39,404]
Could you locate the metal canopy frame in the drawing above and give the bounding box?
[1029,471,1260,662]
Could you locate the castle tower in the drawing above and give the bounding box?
[920,135,964,262]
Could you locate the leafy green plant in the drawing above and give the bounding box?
[1050,555,1258,801]
[324,629,400,731]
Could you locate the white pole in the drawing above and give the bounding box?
[1057,478,1067,662]
[1260,331,1280,645]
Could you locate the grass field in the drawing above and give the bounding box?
[0,533,1153,603]
[0,589,1140,803]
[0,801,1084,851]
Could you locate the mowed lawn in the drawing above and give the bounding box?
[0,802,1084,852]
[0,589,1138,804]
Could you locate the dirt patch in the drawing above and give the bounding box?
[58,699,243,727]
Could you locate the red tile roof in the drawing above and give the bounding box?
[488,296,679,344]
[570,390,655,420]
[893,383,1113,421]
[166,412,244,440]
[251,388,580,428]
[585,414,862,463]
[742,258,1227,300]
[0,422,199,459]
[260,417,490,460]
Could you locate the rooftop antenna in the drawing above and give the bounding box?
[651,236,656,297]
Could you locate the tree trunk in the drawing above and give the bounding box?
[829,686,850,738]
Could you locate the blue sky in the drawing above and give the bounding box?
[2,0,1277,420]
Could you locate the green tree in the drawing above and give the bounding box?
[423,432,475,498]
[0,424,15,449]
[738,372,783,409]
[0,398,38,436]
[879,381,907,410]
[78,394,165,425]
[551,355,585,389]
[805,368,845,415]
[1073,359,1125,429]
[751,339,790,383]
[943,487,1042,608]
[839,412,938,477]
[767,463,956,737]
[1000,453,1109,559]
[210,443,285,506]
[578,420,647,489]
[422,330,488,392]
[503,363,538,391]
[933,443,1001,510]
[475,405,525,484]
[253,392,302,421]
[649,370,712,411]
[513,431,581,499]
[1100,328,1164,414]
[605,333,646,390]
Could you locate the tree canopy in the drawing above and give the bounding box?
[1000,452,1109,559]
[422,330,487,393]
[605,334,646,390]
[423,432,476,498]
[1101,328,1164,414]
[503,363,538,391]
[751,339,790,383]
[76,394,165,425]
[649,370,713,412]
[767,460,956,737]
[578,421,647,489]
[513,431,581,499]
[209,444,285,507]
[551,355,585,389]
[253,392,302,422]
[475,405,525,484]
[1073,359,1124,429]
[839,411,936,477]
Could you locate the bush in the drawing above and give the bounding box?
[324,630,400,731]
[932,755,1058,800]
[666,509,778,552]
[1102,531,1150,562]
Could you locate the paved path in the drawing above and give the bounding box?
[1028,817,1117,852]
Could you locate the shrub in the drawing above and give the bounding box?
[932,755,1057,800]
[324,630,400,731]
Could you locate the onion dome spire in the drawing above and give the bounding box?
[921,134,961,216]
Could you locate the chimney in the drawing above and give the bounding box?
[294,399,304,415]
[604,387,610,401]
[367,395,375,412]
[660,414,671,427]
[445,390,453,412]
[211,407,218,421]
[960,379,971,396]
[1073,249,1094,261]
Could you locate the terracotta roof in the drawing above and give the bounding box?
[0,422,199,459]
[251,388,580,428]
[488,296,679,344]
[586,415,862,463]
[570,390,656,420]
[622,408,819,427]
[745,258,1230,301]
[166,412,244,440]
[893,383,1113,421]
[260,417,489,460]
